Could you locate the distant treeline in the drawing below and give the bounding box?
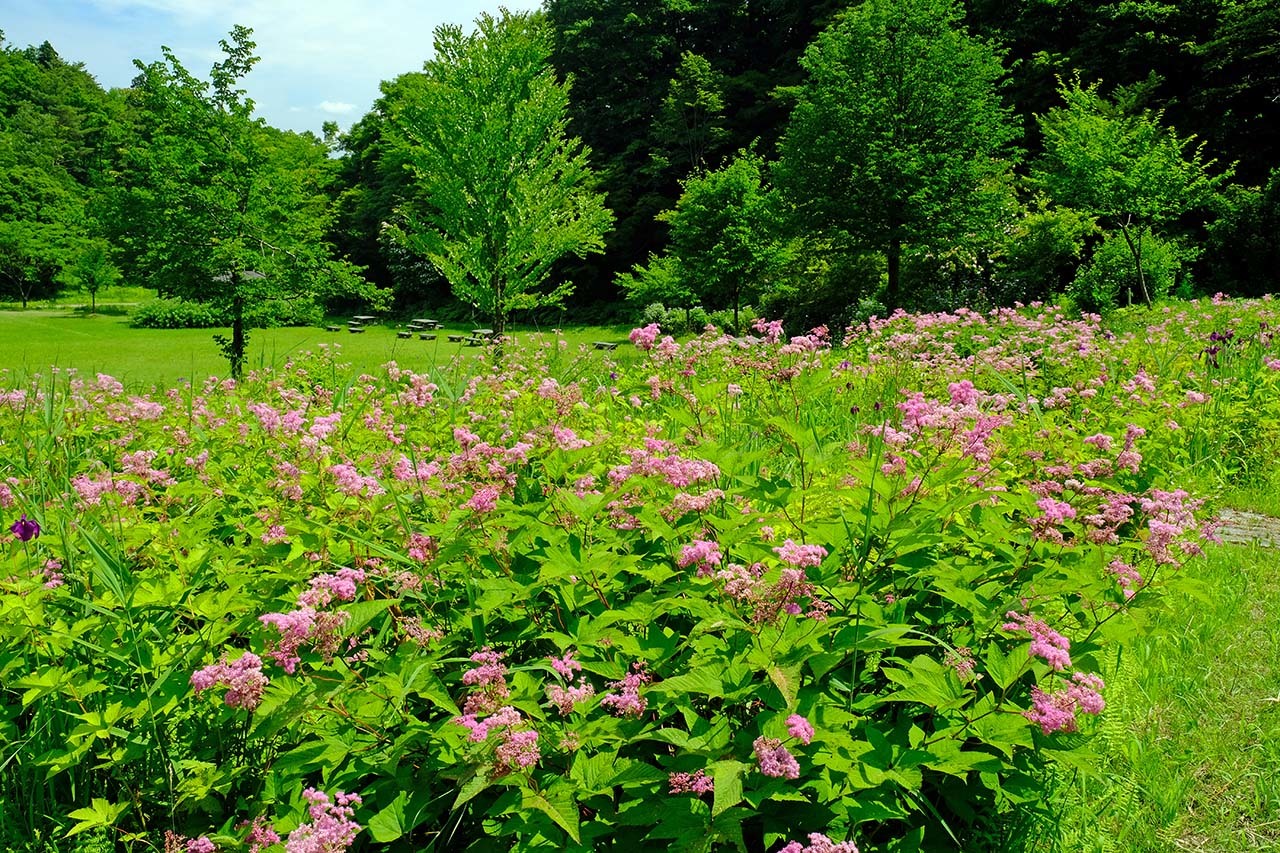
[2,0,1277,328]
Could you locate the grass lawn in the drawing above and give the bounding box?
[0,309,635,389]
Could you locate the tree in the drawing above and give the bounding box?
[774,0,1020,309]
[59,238,119,313]
[120,26,380,378]
[390,11,612,345]
[1033,77,1229,307]
[653,51,728,176]
[621,149,786,328]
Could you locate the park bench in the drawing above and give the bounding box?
[592,341,619,351]
[348,326,366,334]
[419,333,437,341]
[397,331,412,339]
[447,334,467,343]
[325,325,341,332]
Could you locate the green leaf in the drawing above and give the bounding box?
[710,760,747,817]
[65,798,128,837]
[523,782,581,843]
[765,662,801,710]
[367,790,407,842]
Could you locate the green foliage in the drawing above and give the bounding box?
[390,11,613,343]
[623,150,787,328]
[129,297,323,330]
[994,203,1098,304]
[128,297,225,329]
[775,0,1020,309]
[119,26,380,378]
[1069,228,1182,314]
[654,51,728,176]
[1034,76,1228,306]
[1200,168,1280,298]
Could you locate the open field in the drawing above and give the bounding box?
[0,310,634,389]
[3,298,1280,852]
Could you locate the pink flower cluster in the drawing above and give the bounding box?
[629,323,660,350]
[753,736,800,779]
[461,647,510,713]
[1024,672,1106,734]
[774,539,827,568]
[677,539,722,576]
[190,652,269,711]
[779,834,860,853]
[668,769,715,795]
[600,662,650,717]
[286,789,362,853]
[1003,611,1072,670]
[786,714,815,745]
[297,567,365,608]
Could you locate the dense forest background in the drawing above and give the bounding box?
[2,0,1277,331]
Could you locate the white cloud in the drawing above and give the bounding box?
[318,100,355,114]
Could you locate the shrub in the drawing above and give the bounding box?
[1070,228,1182,314]
[130,297,225,328]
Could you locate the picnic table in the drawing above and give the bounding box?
[409,318,442,330]
[351,315,377,324]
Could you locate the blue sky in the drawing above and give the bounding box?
[0,0,543,134]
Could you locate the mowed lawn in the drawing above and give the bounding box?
[0,309,634,388]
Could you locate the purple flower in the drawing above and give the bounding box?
[9,514,39,542]
[786,714,815,745]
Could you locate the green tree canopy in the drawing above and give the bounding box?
[118,26,378,377]
[621,149,786,328]
[1033,76,1229,306]
[390,10,613,343]
[774,0,1020,309]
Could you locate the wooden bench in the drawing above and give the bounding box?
[447,334,466,343]
[348,326,366,334]
[593,341,619,350]
[326,325,341,332]
[397,331,412,339]
[419,333,437,341]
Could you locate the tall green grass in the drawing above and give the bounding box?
[1033,538,1280,851]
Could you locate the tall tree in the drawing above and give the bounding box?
[390,11,612,345]
[775,0,1020,309]
[1033,77,1229,307]
[119,26,378,377]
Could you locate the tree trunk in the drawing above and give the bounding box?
[90,289,96,314]
[1118,217,1152,308]
[230,295,246,379]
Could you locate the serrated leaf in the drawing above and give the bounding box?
[766,663,801,710]
[710,760,746,817]
[523,782,580,843]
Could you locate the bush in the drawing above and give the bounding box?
[131,298,324,329]
[1070,229,1182,314]
[130,298,225,329]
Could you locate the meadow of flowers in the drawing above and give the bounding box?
[2,297,1279,852]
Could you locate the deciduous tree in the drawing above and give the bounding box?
[120,26,378,377]
[390,11,612,346]
[775,0,1019,309]
[1034,76,1228,307]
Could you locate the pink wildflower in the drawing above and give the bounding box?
[286,789,362,853]
[668,769,715,795]
[753,736,800,779]
[774,539,827,568]
[465,486,499,513]
[1003,611,1072,670]
[677,539,723,576]
[629,323,660,350]
[600,662,651,717]
[786,714,815,745]
[190,652,269,711]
